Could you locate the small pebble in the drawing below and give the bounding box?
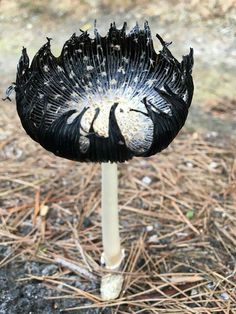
[83,217,92,228]
[42,264,58,276]
[142,176,152,185]
[75,281,83,289]
[191,288,198,296]
[148,235,159,243]
[208,161,218,170]
[146,225,153,232]
[220,292,229,300]
[206,131,218,138]
[26,23,32,29]
[186,162,193,168]
[207,282,215,290]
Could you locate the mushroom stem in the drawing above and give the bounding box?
[101,162,123,269]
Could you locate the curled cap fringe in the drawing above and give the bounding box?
[14,22,194,163]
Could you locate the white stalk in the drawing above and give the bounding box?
[101,162,123,270]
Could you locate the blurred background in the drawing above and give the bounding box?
[1,0,236,136]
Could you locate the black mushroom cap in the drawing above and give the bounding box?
[15,22,194,163]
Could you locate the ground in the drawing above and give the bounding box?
[0,0,236,313]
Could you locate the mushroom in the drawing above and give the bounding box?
[12,22,194,299]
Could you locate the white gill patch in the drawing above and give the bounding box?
[172,72,177,82]
[146,79,157,87]
[43,65,50,72]
[65,93,86,118]
[69,71,76,79]
[165,66,170,74]
[62,87,154,154]
[92,94,119,137]
[117,67,126,75]
[79,91,117,137]
[110,79,117,85]
[115,102,153,154]
[55,106,61,114]
[183,91,188,102]
[57,66,64,72]
[53,94,61,100]
[77,90,154,154]
[79,136,90,153]
[67,112,80,124]
[113,45,121,51]
[80,107,95,134]
[122,57,129,64]
[149,59,155,67]
[87,65,94,71]
[159,86,166,92]
[71,91,78,98]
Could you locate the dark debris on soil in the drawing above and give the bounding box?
[0,258,106,314]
